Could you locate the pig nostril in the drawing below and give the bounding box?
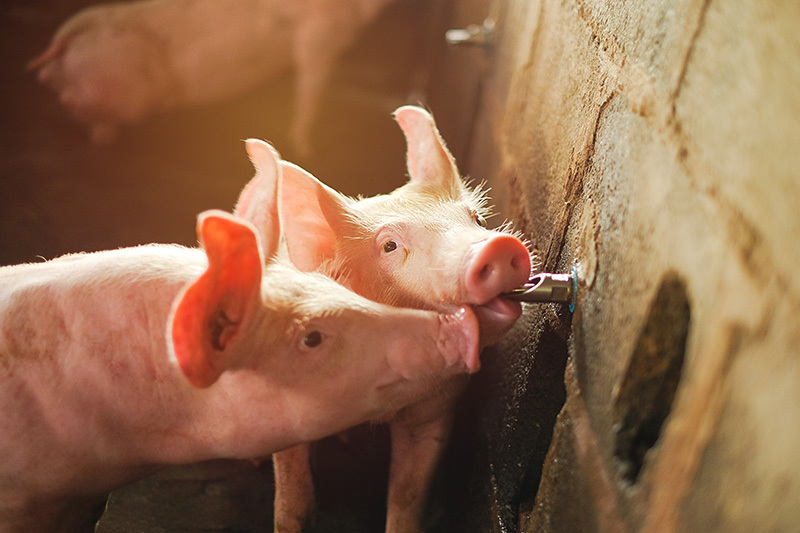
[478,263,494,281]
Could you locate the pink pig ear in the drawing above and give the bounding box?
[394,106,461,191]
[279,161,351,272]
[233,139,282,261]
[169,210,263,388]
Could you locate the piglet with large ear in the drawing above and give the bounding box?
[276,105,532,532]
[0,136,480,532]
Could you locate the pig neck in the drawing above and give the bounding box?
[0,246,296,498]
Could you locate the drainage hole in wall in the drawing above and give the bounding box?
[613,272,691,485]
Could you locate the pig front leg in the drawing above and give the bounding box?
[385,383,465,533]
[273,443,316,533]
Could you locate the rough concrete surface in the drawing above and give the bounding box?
[441,0,800,531]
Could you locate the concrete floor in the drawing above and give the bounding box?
[96,430,394,532]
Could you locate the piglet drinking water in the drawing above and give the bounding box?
[27,0,394,152]
[274,106,532,532]
[0,140,479,532]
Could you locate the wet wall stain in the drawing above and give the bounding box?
[478,304,572,532]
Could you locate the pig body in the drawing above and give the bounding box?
[28,0,393,151]
[0,140,479,532]
[275,106,532,532]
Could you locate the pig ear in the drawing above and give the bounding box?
[232,139,282,261]
[394,106,461,191]
[279,161,351,272]
[169,210,263,388]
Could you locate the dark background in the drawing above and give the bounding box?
[0,0,443,267]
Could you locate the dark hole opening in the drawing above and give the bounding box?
[613,272,691,485]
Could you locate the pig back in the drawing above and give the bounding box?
[0,245,205,367]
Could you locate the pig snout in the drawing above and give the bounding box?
[463,234,531,346]
[387,306,480,380]
[464,234,531,304]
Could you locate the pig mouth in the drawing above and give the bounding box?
[437,306,481,374]
[377,305,481,398]
[473,296,523,347]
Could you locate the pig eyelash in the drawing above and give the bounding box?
[468,208,488,227]
[465,181,493,220]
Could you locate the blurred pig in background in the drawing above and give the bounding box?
[27,0,397,154]
[0,140,481,532]
[2,0,443,270]
[273,106,532,532]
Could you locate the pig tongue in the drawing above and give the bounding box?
[473,297,523,347]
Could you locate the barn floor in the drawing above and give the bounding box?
[96,429,395,532]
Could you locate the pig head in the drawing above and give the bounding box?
[0,139,479,532]
[281,105,532,344]
[27,0,394,152]
[274,106,532,532]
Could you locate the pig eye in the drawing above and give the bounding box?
[302,330,323,348]
[470,209,486,227]
[382,240,398,253]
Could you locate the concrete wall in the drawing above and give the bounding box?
[434,0,800,530]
